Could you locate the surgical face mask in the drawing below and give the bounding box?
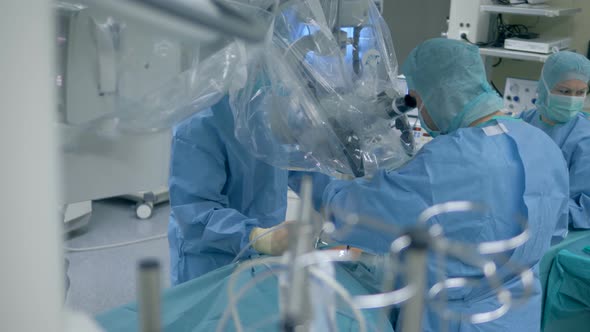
[541,73,586,123]
[545,93,586,123]
[418,105,440,138]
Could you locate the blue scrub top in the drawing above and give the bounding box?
[521,110,590,229]
[168,97,288,285]
[322,118,569,331]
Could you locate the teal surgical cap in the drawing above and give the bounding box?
[402,38,504,134]
[537,51,590,109]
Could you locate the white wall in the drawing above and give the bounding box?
[382,0,451,67]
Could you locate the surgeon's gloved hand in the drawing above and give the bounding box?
[250,221,292,256]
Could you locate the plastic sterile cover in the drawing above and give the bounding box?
[229,0,411,177]
[59,0,275,139]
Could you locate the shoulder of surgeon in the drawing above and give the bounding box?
[519,108,590,133]
[561,113,590,149]
[567,112,590,137]
[172,97,233,142]
[417,117,558,158]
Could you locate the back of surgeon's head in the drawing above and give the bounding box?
[536,51,590,123]
[402,38,504,135]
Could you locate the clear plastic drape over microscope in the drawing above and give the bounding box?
[58,0,276,138]
[59,0,414,177]
[229,0,414,177]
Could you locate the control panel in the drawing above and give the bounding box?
[503,77,538,114]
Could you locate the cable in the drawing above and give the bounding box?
[462,14,532,49]
[217,256,286,332]
[460,33,495,47]
[221,252,373,332]
[490,80,503,98]
[492,58,503,68]
[64,233,167,252]
[494,14,530,46]
[309,266,367,332]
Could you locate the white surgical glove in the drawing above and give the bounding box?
[250,221,291,256]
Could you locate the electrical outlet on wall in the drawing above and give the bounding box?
[448,0,492,43]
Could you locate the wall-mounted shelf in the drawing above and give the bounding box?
[479,47,552,62]
[480,4,581,17]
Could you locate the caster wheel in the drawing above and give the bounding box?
[136,202,153,220]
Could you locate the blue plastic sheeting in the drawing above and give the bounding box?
[96,261,394,332]
[540,230,590,331]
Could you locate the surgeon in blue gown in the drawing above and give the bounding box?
[311,39,570,331]
[168,97,291,286]
[520,51,590,229]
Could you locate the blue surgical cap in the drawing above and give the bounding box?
[402,38,504,134]
[537,51,590,111]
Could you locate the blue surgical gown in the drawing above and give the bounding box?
[321,118,569,331]
[168,97,288,285]
[521,110,590,229]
